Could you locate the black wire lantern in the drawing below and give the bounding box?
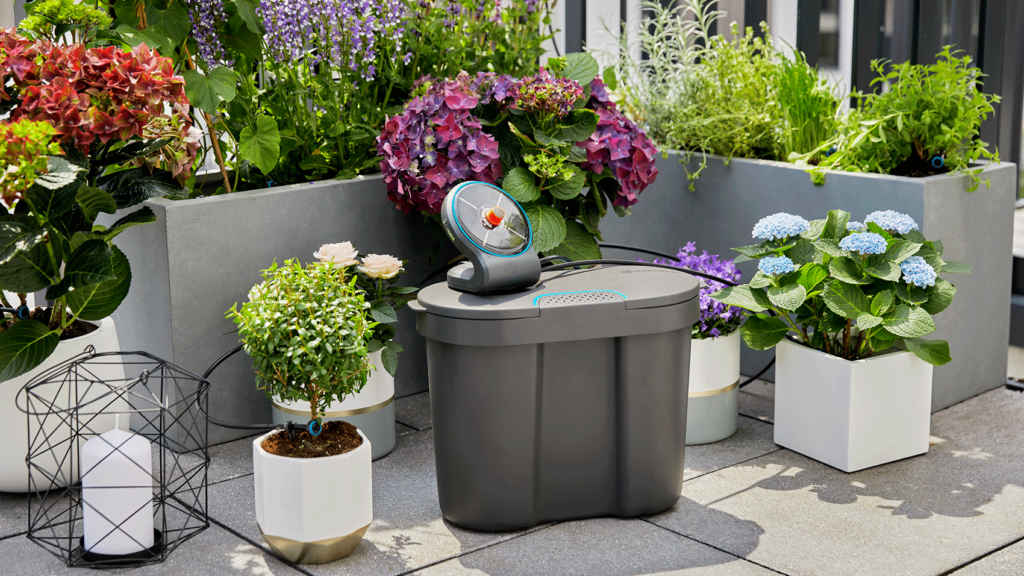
[17,348,210,568]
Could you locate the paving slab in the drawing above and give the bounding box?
[952,538,1024,576]
[737,380,774,424]
[395,392,432,431]
[413,518,779,576]
[649,388,1024,576]
[397,422,418,437]
[0,524,302,576]
[208,429,543,576]
[0,491,27,539]
[684,416,780,481]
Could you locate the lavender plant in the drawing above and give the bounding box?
[712,210,969,366]
[648,243,744,339]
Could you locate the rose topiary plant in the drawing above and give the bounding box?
[712,209,969,366]
[377,52,659,259]
[0,29,197,382]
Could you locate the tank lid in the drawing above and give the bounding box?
[414,265,700,320]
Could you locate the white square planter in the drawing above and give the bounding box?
[774,338,933,473]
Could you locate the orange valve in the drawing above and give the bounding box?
[485,206,505,227]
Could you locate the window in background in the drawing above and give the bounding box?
[819,0,840,68]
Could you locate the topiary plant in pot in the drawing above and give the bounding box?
[713,209,969,472]
[0,28,197,492]
[227,258,376,564]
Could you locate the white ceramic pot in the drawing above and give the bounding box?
[1,317,124,493]
[774,337,933,473]
[686,330,740,445]
[271,349,395,460]
[253,427,372,564]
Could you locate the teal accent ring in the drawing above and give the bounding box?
[450,181,533,258]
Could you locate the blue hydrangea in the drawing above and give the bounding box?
[846,221,866,232]
[758,255,796,277]
[899,256,937,287]
[865,210,919,234]
[752,213,810,241]
[839,232,888,255]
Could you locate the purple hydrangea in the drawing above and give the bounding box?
[187,0,233,68]
[839,232,888,255]
[578,78,659,208]
[648,242,743,339]
[376,72,505,213]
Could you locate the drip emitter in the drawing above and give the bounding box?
[411,181,702,531]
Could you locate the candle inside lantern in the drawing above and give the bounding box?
[81,417,154,555]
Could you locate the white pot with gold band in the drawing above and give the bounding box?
[686,329,740,445]
[271,349,395,460]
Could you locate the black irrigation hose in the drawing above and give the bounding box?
[541,259,741,287]
[201,344,281,432]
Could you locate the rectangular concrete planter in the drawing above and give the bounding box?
[774,338,933,473]
[108,175,447,444]
[602,153,1016,411]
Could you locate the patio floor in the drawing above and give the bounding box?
[2,367,1023,575]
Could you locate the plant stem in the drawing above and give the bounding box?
[181,44,233,194]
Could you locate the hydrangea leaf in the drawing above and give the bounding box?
[66,245,131,321]
[871,290,894,316]
[856,312,883,330]
[114,24,172,52]
[915,245,943,269]
[819,309,847,333]
[869,330,898,353]
[829,258,870,284]
[711,286,767,313]
[579,202,601,238]
[883,304,936,338]
[44,239,115,300]
[921,278,956,315]
[901,229,927,244]
[813,238,850,259]
[797,263,829,292]
[525,204,567,253]
[740,315,790,350]
[0,220,46,267]
[0,232,56,293]
[883,239,922,264]
[749,271,773,289]
[183,67,238,114]
[800,219,827,240]
[895,282,929,304]
[75,186,117,221]
[102,207,157,243]
[547,167,586,200]
[0,320,60,383]
[823,281,870,319]
[786,238,817,266]
[145,0,190,46]
[905,337,952,366]
[822,209,851,240]
[561,53,600,86]
[865,258,901,281]
[768,283,807,311]
[552,221,601,262]
[552,110,599,142]
[940,261,971,274]
[239,116,281,175]
[866,222,895,244]
[731,241,777,259]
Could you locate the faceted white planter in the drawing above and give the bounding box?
[253,428,372,564]
[271,350,395,460]
[1,318,125,493]
[774,338,933,473]
[686,330,740,445]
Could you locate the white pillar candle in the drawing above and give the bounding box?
[81,422,154,555]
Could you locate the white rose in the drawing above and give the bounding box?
[314,242,359,269]
[359,254,403,279]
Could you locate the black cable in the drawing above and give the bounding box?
[540,254,572,265]
[739,357,774,388]
[201,344,281,432]
[599,243,682,263]
[415,256,468,288]
[541,259,740,287]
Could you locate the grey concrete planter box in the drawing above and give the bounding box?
[109,175,445,443]
[602,153,1016,411]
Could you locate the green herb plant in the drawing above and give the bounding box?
[793,47,999,190]
[226,259,376,424]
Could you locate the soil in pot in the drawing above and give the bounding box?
[0,307,98,339]
[262,421,363,458]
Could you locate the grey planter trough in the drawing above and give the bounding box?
[602,153,1016,411]
[109,175,447,444]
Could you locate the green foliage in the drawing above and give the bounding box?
[713,209,966,366]
[226,260,376,423]
[797,47,999,190]
[21,0,112,44]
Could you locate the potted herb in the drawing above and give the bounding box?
[269,242,417,460]
[713,210,968,472]
[652,243,744,445]
[599,1,1014,407]
[377,52,659,259]
[0,29,196,492]
[227,259,375,564]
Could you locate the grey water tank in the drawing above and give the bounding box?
[410,265,700,531]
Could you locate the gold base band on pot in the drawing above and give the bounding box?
[259,523,370,564]
[274,396,394,418]
[689,380,739,398]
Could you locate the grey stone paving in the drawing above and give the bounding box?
[3,384,1023,576]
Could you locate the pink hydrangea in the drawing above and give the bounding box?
[577,78,658,207]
